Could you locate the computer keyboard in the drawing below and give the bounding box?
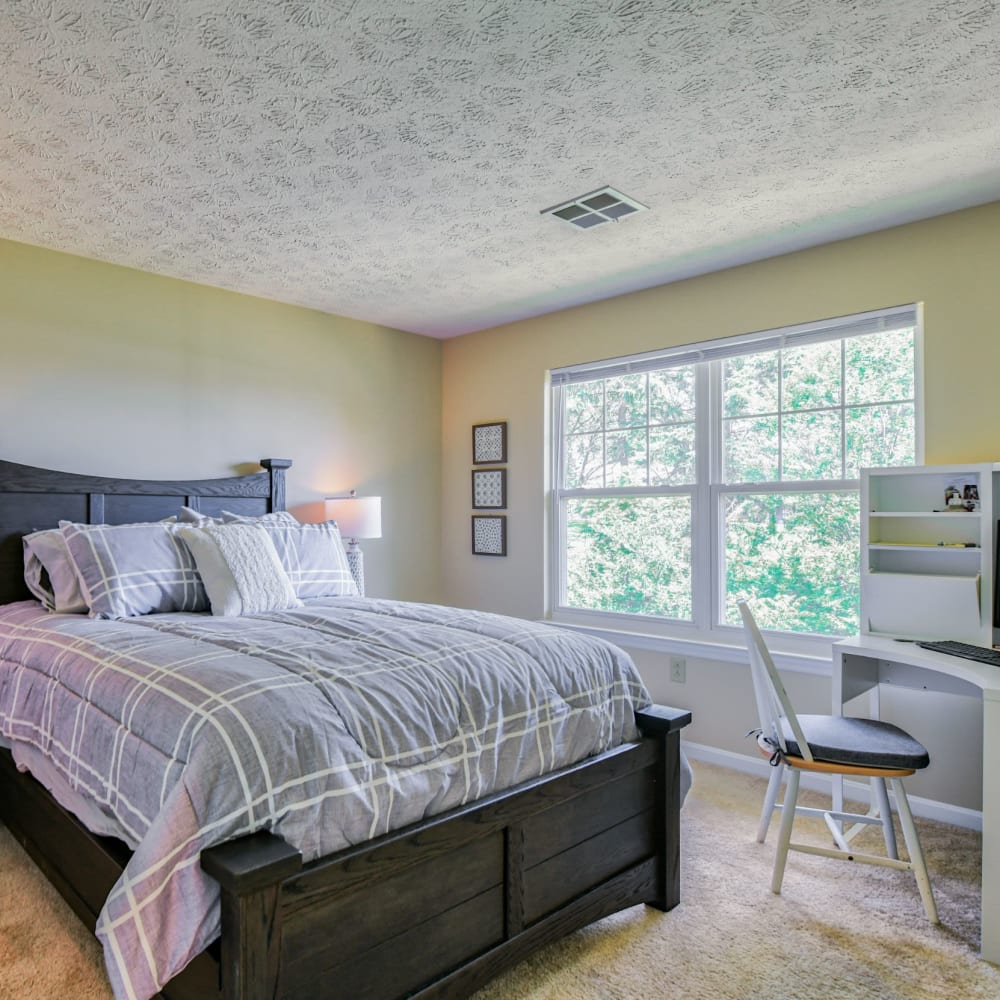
[916,640,1000,666]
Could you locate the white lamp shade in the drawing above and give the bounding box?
[325,495,382,540]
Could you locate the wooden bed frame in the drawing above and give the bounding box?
[0,457,691,1000]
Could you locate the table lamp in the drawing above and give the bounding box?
[325,491,382,596]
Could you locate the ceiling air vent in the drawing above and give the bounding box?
[541,186,647,229]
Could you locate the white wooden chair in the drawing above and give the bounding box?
[738,601,938,921]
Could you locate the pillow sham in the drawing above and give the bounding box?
[177,523,301,616]
[258,520,359,598]
[23,528,89,614]
[177,506,222,525]
[221,510,298,525]
[60,521,208,619]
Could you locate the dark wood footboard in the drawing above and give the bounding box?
[0,705,690,1000]
[198,704,690,1000]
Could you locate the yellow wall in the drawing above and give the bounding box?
[0,237,443,602]
[440,201,1000,810]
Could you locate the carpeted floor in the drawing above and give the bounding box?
[1,760,997,1000]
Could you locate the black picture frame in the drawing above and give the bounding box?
[472,515,507,556]
[472,468,507,510]
[472,421,507,465]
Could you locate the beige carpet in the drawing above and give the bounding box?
[1,760,997,1000]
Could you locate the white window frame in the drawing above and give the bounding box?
[547,304,924,659]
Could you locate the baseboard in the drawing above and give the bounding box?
[683,740,983,832]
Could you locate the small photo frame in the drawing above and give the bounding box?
[473,421,507,465]
[472,468,507,509]
[472,515,507,556]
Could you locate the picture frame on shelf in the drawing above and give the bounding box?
[472,515,507,556]
[473,421,507,465]
[472,468,506,510]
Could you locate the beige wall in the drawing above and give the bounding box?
[0,238,443,602]
[441,202,1000,810]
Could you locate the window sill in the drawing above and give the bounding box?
[543,618,834,676]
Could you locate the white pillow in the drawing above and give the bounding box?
[23,529,89,614]
[178,523,302,617]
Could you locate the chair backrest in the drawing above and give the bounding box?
[738,600,813,762]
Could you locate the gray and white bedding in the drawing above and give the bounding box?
[0,596,657,1000]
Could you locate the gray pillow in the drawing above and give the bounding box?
[256,521,359,598]
[60,521,208,618]
[23,528,89,614]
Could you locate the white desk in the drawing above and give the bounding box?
[833,635,1000,963]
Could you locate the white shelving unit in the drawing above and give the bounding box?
[861,462,1000,644]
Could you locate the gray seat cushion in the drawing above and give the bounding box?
[782,715,929,770]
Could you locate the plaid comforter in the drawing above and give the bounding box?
[0,598,650,1000]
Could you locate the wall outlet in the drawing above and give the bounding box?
[669,656,686,684]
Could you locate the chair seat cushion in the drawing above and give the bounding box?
[782,715,929,770]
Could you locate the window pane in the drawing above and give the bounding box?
[723,416,779,483]
[650,425,696,485]
[846,403,916,477]
[846,329,915,405]
[564,380,603,434]
[782,340,841,410]
[606,429,647,486]
[649,368,695,424]
[605,374,646,429]
[723,351,779,417]
[565,496,692,619]
[782,411,843,480]
[565,433,603,488]
[723,491,860,635]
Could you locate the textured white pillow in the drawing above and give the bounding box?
[178,523,302,617]
[23,528,89,614]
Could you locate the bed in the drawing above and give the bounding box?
[0,457,691,1000]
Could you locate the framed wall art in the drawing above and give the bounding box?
[472,421,507,465]
[472,468,507,509]
[472,515,507,556]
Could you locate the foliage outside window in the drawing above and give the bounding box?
[551,307,919,638]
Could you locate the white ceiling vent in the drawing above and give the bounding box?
[541,186,647,229]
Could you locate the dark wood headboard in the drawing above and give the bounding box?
[0,458,291,606]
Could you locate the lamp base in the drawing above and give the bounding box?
[344,540,365,596]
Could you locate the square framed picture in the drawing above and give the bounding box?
[473,421,507,465]
[472,468,507,509]
[472,515,507,556]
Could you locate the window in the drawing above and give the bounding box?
[550,305,920,640]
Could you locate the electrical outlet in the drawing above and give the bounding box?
[669,656,686,684]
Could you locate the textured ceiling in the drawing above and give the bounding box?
[2,1,1000,339]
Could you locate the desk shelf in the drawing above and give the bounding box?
[868,544,980,552]
[862,463,999,644]
[869,510,980,518]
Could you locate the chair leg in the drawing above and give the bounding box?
[772,767,801,895]
[891,778,939,923]
[873,777,899,860]
[758,763,785,843]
